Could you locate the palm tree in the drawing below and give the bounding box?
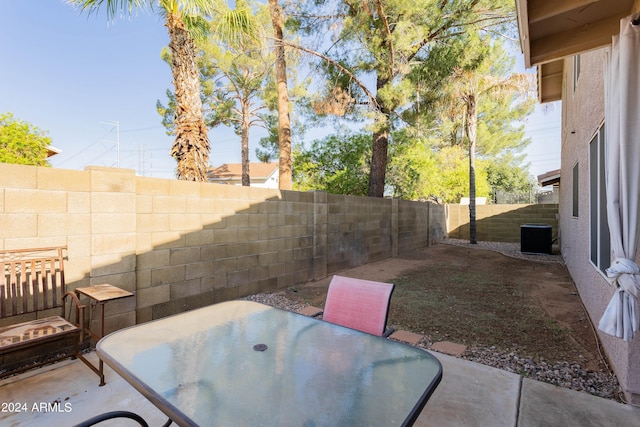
[70,0,221,181]
[451,64,533,244]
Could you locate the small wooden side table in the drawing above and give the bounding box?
[75,284,134,386]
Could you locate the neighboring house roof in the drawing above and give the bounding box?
[46,146,61,158]
[515,0,636,102]
[538,169,561,187]
[207,162,279,187]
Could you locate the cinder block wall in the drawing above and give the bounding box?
[326,195,392,272]
[398,200,446,250]
[446,204,559,243]
[0,164,444,333]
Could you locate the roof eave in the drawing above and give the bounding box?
[515,0,532,68]
[516,0,639,103]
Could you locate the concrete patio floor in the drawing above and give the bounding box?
[1,350,639,427]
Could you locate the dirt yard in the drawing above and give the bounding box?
[280,243,604,372]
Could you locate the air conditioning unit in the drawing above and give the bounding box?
[520,224,552,254]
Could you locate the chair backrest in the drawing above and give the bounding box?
[322,275,394,336]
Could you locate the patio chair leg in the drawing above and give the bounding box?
[73,410,149,427]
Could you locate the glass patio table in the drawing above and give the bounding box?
[97,300,442,427]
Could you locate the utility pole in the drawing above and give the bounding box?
[101,121,120,167]
[138,144,151,176]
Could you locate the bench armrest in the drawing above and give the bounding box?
[62,291,86,343]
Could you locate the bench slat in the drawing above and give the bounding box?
[41,259,48,311]
[0,283,5,318]
[49,257,58,310]
[30,260,38,312]
[0,262,6,318]
[21,260,29,315]
[11,273,18,317]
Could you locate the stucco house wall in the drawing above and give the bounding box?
[560,48,640,404]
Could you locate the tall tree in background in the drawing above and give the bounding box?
[255,115,280,162]
[485,157,536,203]
[159,1,269,186]
[255,111,308,165]
[295,0,513,197]
[268,0,292,190]
[71,0,252,182]
[387,131,493,202]
[380,37,534,203]
[447,41,534,243]
[293,131,371,195]
[290,27,534,204]
[0,113,52,166]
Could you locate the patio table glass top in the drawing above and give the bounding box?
[97,300,442,427]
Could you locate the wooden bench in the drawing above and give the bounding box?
[0,246,102,383]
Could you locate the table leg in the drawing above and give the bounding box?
[98,302,106,386]
[73,299,106,386]
[75,292,107,386]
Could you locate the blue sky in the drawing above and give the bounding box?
[1,0,243,178]
[0,1,560,180]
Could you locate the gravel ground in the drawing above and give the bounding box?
[245,239,626,403]
[444,238,565,263]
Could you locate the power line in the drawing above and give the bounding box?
[119,125,165,133]
[54,133,108,166]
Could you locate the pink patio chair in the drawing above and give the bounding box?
[320,275,395,337]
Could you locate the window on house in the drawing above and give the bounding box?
[589,125,610,272]
[572,163,579,217]
[563,75,567,137]
[573,55,581,93]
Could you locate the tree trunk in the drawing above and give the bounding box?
[241,99,251,186]
[268,0,292,191]
[465,94,478,244]
[166,13,210,182]
[368,76,390,198]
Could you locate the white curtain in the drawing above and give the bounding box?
[598,14,640,342]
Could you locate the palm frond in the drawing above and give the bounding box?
[167,0,220,17]
[67,0,151,20]
[212,5,261,49]
[183,14,211,42]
